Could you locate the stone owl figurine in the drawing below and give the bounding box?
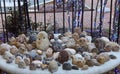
[36,31,50,50]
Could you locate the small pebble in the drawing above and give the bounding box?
[15,53,24,58]
[81,65,89,70]
[42,61,49,65]
[86,60,94,67]
[28,50,38,60]
[30,63,37,70]
[36,50,43,55]
[72,66,79,70]
[18,60,26,69]
[44,57,53,61]
[41,64,48,70]
[109,55,117,59]
[62,62,72,70]
[34,55,42,61]
[15,56,23,64]
[57,62,61,66]
[24,58,30,66]
[6,57,13,63]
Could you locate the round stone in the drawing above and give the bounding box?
[48,60,58,73]
[62,62,72,70]
[57,50,69,64]
[86,60,94,67]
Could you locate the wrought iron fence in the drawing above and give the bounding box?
[0,0,120,43]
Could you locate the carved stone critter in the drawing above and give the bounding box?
[36,31,50,50]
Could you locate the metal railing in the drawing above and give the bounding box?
[0,0,120,43]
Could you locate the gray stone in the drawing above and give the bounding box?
[62,62,72,70]
[72,66,79,70]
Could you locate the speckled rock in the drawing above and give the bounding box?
[15,56,23,64]
[62,62,72,70]
[48,60,58,73]
[91,59,101,66]
[86,60,94,67]
[0,48,7,55]
[10,46,19,55]
[46,48,53,58]
[19,45,27,55]
[24,43,33,51]
[51,38,64,52]
[18,60,26,69]
[94,38,106,51]
[72,33,79,42]
[3,51,14,61]
[6,57,13,63]
[91,48,99,54]
[57,50,69,64]
[28,33,37,43]
[24,58,30,66]
[16,34,28,43]
[96,53,110,64]
[30,63,37,70]
[66,38,76,48]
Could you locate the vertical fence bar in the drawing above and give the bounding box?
[72,2,74,33]
[37,0,39,11]
[63,0,65,33]
[99,0,103,37]
[44,0,46,30]
[109,0,113,40]
[13,0,17,36]
[117,2,120,43]
[25,0,31,30]
[81,0,85,31]
[91,0,93,37]
[34,0,37,30]
[3,0,8,42]
[18,0,23,32]
[23,0,27,33]
[54,0,56,33]
[0,0,5,42]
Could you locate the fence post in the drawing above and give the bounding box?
[109,0,113,40]
[54,0,56,33]
[63,0,65,33]
[3,0,8,42]
[25,0,31,31]
[44,0,46,31]
[0,0,5,42]
[81,0,85,31]
[34,0,37,30]
[91,0,93,37]
[117,1,120,43]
